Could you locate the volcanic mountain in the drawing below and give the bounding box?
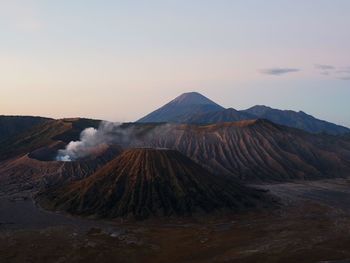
[36,148,273,219]
[0,118,101,161]
[0,118,119,193]
[0,142,122,194]
[125,120,350,182]
[2,116,350,183]
[243,105,350,135]
[137,92,224,123]
[136,92,349,135]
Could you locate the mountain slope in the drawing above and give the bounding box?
[186,108,256,124]
[2,115,350,184]
[36,148,273,219]
[243,105,350,135]
[137,92,224,123]
[0,118,101,161]
[124,121,350,182]
[0,144,122,194]
[0,116,52,142]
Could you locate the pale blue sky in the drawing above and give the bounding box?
[0,0,349,126]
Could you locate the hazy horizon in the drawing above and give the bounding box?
[1,1,349,126]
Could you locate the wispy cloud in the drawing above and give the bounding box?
[314,64,350,80]
[314,64,335,70]
[259,68,300,76]
[338,76,350,80]
[336,69,350,80]
[336,69,350,74]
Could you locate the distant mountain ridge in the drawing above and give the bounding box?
[242,105,349,135]
[137,92,349,135]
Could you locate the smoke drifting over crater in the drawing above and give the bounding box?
[56,122,123,161]
[56,127,104,161]
[55,121,173,161]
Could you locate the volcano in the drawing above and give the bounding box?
[0,143,122,193]
[0,118,101,161]
[36,148,273,219]
[137,92,349,134]
[137,92,224,123]
[128,120,350,181]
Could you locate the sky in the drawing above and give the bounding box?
[0,0,349,126]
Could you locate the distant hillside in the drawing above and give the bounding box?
[0,116,52,142]
[2,118,350,183]
[186,108,255,124]
[36,148,274,219]
[123,120,350,182]
[243,105,349,135]
[137,92,224,123]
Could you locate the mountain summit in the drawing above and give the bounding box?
[170,92,220,105]
[137,92,224,123]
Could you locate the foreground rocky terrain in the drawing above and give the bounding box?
[2,178,350,262]
[0,111,350,262]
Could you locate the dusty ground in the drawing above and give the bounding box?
[2,179,350,262]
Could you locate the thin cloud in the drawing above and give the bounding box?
[334,67,350,80]
[314,64,350,79]
[338,76,350,80]
[314,64,335,70]
[336,69,350,74]
[336,71,350,80]
[260,68,300,76]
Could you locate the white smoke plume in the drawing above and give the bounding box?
[55,121,173,162]
[56,121,122,161]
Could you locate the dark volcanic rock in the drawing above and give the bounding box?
[36,148,272,219]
